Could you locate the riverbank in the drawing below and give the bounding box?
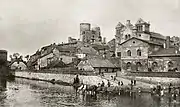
[14,70,180,94]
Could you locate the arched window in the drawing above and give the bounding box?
[128,34,131,39]
[136,62,142,71]
[136,62,142,66]
[137,49,141,56]
[152,62,158,67]
[125,35,128,39]
[126,62,131,69]
[168,61,173,68]
[127,50,131,56]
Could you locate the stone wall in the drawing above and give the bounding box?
[15,71,117,86]
[148,56,180,72]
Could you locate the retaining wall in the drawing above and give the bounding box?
[15,71,117,86]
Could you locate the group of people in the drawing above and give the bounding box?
[151,82,180,101]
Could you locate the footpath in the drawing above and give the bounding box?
[100,73,156,90]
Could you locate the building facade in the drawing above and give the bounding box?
[114,18,180,73]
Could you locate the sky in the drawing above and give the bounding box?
[0,0,180,59]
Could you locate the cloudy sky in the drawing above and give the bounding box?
[0,0,180,58]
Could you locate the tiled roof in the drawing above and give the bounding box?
[88,58,116,68]
[92,44,110,51]
[150,32,166,40]
[109,58,121,68]
[149,47,180,57]
[56,46,76,52]
[78,46,98,55]
[120,37,163,46]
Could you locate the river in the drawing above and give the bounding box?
[0,78,179,107]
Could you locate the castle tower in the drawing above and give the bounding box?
[91,27,102,43]
[80,23,91,42]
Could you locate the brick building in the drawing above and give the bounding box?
[114,18,180,73]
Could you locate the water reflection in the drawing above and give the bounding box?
[0,78,179,107]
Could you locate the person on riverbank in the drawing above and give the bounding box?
[121,81,124,86]
[156,82,161,96]
[168,83,172,94]
[134,80,136,86]
[107,80,111,87]
[118,81,120,86]
[131,80,133,86]
[73,75,80,85]
[114,76,116,81]
[101,81,105,87]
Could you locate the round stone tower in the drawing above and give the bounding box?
[80,23,91,41]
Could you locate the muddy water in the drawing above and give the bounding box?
[0,78,179,107]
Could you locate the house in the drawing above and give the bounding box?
[77,58,117,74]
[114,18,180,74]
[120,37,163,72]
[37,44,77,69]
[149,47,180,72]
[10,61,27,70]
[76,44,99,59]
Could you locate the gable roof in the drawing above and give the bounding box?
[92,44,110,51]
[120,37,163,46]
[78,46,98,55]
[136,18,148,25]
[88,58,116,68]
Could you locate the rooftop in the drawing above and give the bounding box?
[149,47,180,57]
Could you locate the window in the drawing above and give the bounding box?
[133,41,135,44]
[128,34,131,39]
[152,62,158,67]
[139,34,141,37]
[126,62,131,69]
[82,31,85,34]
[125,35,128,39]
[127,50,131,56]
[92,30,96,34]
[137,49,141,56]
[168,61,173,67]
[117,52,121,57]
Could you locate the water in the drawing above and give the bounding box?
[0,78,180,107]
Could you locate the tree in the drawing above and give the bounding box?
[13,53,20,59]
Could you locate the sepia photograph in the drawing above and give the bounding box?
[0,0,180,107]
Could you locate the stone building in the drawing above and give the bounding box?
[114,18,180,73]
[79,23,103,44]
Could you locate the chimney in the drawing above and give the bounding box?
[165,36,170,49]
[103,37,106,44]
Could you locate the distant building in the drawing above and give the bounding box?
[113,18,180,73]
[11,62,27,70]
[77,58,117,74]
[80,23,102,44]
